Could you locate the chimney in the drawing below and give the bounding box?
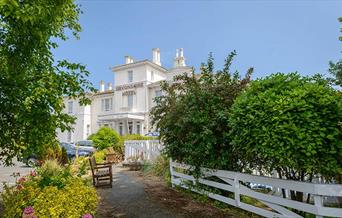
[152,48,161,66]
[100,80,105,92]
[173,48,186,67]
[107,82,113,91]
[179,48,184,57]
[125,56,134,64]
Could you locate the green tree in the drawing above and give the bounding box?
[229,73,342,201]
[90,127,121,151]
[329,17,342,85]
[151,52,253,174]
[0,0,95,165]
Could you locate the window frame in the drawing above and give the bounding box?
[68,101,73,114]
[128,70,133,83]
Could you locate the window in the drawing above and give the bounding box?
[101,98,113,111]
[86,124,90,136]
[151,71,154,81]
[68,101,73,114]
[67,131,72,142]
[119,123,123,135]
[128,70,133,83]
[155,90,162,97]
[136,123,141,135]
[127,94,133,108]
[128,122,133,134]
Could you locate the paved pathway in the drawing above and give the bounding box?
[97,166,181,218]
[0,159,32,192]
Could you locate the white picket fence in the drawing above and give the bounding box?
[170,161,342,218]
[124,140,163,161]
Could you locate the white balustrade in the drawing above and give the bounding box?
[124,140,163,162]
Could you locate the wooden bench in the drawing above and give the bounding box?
[89,156,112,188]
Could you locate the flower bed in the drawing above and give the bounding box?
[1,160,98,218]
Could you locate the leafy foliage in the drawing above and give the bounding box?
[329,17,342,85]
[36,160,72,189]
[0,0,95,165]
[151,52,252,173]
[229,73,342,183]
[1,160,98,217]
[93,149,106,163]
[90,127,120,151]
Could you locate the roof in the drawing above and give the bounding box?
[111,59,168,73]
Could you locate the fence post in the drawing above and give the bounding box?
[234,175,241,207]
[314,195,323,218]
[169,159,175,188]
[124,142,128,161]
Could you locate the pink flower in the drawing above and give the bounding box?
[16,184,23,190]
[22,206,36,218]
[30,171,37,177]
[82,214,93,218]
[18,177,26,184]
[23,206,34,214]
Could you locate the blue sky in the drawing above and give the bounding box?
[53,0,342,87]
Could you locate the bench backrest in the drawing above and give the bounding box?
[89,156,97,174]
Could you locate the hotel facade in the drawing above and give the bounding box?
[57,48,192,143]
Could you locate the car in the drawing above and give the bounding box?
[60,142,93,158]
[21,142,93,167]
[60,142,76,158]
[73,140,96,153]
[145,132,159,137]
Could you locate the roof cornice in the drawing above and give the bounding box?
[111,60,168,72]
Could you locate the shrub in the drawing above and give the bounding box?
[37,160,72,189]
[59,147,69,165]
[1,160,98,218]
[91,127,120,151]
[229,73,342,194]
[150,52,252,174]
[33,178,98,217]
[151,155,171,185]
[93,150,106,163]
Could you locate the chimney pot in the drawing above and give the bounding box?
[152,48,161,66]
[108,82,113,91]
[125,56,134,64]
[100,80,105,92]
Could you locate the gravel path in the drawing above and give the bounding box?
[0,159,32,192]
[97,166,180,218]
[96,166,241,218]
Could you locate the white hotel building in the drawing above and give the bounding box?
[57,48,192,143]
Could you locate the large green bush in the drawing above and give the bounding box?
[1,160,98,217]
[90,127,120,151]
[151,52,252,173]
[229,73,342,186]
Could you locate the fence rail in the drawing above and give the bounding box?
[170,160,342,218]
[124,140,163,161]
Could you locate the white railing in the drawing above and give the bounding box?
[170,161,342,218]
[124,140,163,161]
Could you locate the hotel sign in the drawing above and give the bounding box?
[115,82,144,91]
[122,90,136,96]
